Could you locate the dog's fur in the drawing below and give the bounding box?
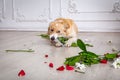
[48,18,78,47]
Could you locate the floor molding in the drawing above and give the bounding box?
[0,29,120,32]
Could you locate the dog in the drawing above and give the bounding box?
[48,18,78,47]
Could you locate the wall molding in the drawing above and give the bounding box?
[112,0,120,13]
[67,0,120,14]
[61,0,120,22]
[59,0,62,17]
[0,8,2,22]
[0,0,120,32]
[12,0,52,22]
[0,28,120,32]
[0,0,5,22]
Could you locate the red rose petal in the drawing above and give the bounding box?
[18,70,25,77]
[116,54,120,58]
[100,59,107,64]
[45,55,48,58]
[49,63,54,68]
[66,65,74,70]
[56,66,65,71]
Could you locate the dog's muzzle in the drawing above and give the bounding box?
[50,34,58,41]
[50,36,55,41]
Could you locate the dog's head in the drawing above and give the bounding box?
[48,21,69,42]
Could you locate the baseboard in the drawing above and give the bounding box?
[0,28,120,32]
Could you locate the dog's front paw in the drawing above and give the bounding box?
[55,42,63,47]
[65,41,72,47]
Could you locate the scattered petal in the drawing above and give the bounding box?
[116,54,120,58]
[107,40,112,45]
[49,63,54,68]
[108,41,112,43]
[100,59,107,64]
[44,62,47,64]
[18,70,25,77]
[56,66,65,71]
[66,65,74,70]
[45,55,48,58]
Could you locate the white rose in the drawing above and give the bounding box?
[75,62,86,72]
[112,58,120,69]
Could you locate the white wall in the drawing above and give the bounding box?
[0,0,120,32]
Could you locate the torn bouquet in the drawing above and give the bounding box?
[40,34,120,73]
[64,39,120,73]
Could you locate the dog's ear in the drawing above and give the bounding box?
[64,19,73,29]
[49,21,54,27]
[48,22,54,35]
[47,26,50,35]
[55,18,71,29]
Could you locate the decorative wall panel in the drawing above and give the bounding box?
[0,0,120,32]
[0,0,5,22]
[12,0,51,22]
[61,0,120,22]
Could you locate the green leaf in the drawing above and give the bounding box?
[77,39,87,52]
[71,42,78,47]
[85,44,93,47]
[79,51,99,65]
[105,53,117,60]
[86,51,98,58]
[64,51,100,66]
[39,34,49,39]
[64,55,80,66]
[57,37,68,44]
[71,43,94,47]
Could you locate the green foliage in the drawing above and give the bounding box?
[40,34,93,47]
[71,42,94,47]
[64,39,119,66]
[71,42,78,47]
[64,39,100,66]
[79,51,99,65]
[40,34,118,66]
[77,39,87,52]
[57,37,68,44]
[104,53,117,60]
[64,55,81,66]
[39,34,49,39]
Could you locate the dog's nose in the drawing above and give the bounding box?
[51,36,55,41]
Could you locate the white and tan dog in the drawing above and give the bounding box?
[48,18,78,47]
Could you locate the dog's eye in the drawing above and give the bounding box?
[57,30,60,33]
[51,29,54,32]
[64,30,66,32]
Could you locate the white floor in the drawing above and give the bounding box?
[0,31,120,80]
